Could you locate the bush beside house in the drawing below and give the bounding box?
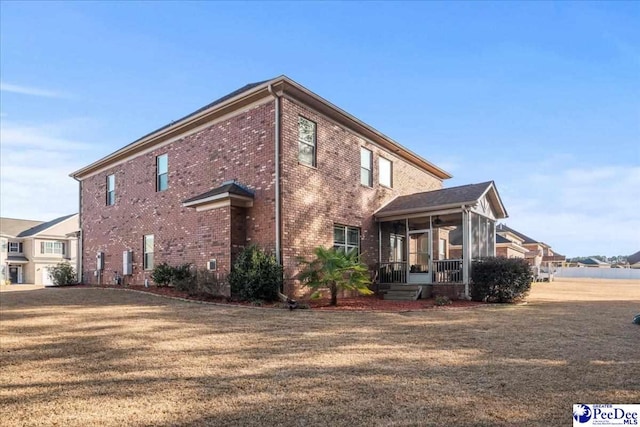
[48,262,77,286]
[470,257,533,303]
[228,245,282,302]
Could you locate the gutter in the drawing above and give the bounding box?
[267,84,282,266]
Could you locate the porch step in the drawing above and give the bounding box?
[383,284,422,301]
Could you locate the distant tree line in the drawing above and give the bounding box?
[568,255,629,264]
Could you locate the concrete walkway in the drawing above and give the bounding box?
[0,284,44,292]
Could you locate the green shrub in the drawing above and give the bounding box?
[470,257,533,303]
[229,245,282,302]
[48,262,77,286]
[175,267,227,298]
[151,263,193,287]
[434,295,452,306]
[150,263,175,287]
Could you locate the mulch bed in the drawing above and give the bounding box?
[64,284,485,311]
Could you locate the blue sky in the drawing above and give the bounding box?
[1,1,638,257]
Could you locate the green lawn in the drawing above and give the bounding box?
[1,279,638,426]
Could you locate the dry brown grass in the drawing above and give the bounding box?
[1,279,639,426]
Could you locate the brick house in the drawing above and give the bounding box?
[71,76,507,298]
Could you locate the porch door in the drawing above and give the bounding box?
[9,266,19,284]
[408,231,431,284]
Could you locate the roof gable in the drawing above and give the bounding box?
[375,181,507,219]
[70,76,452,181]
[496,224,538,244]
[17,214,78,237]
[0,218,45,238]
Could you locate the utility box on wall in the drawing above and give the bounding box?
[96,251,104,271]
[122,250,133,275]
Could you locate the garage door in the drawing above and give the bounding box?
[42,267,54,286]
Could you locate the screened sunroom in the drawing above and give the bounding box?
[374,181,507,299]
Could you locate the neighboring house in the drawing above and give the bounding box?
[627,251,640,269]
[70,76,507,299]
[0,214,79,285]
[576,257,611,268]
[495,224,566,269]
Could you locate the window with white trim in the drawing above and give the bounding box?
[298,116,316,167]
[333,225,360,254]
[156,154,168,192]
[379,157,392,188]
[106,174,115,205]
[41,241,65,255]
[389,234,404,262]
[360,147,372,187]
[8,242,23,253]
[143,234,154,270]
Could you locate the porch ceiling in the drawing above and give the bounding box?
[375,181,508,220]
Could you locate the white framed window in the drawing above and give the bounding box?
[439,238,446,260]
[106,174,115,205]
[8,242,23,253]
[360,147,372,187]
[157,154,168,192]
[143,235,154,270]
[298,116,316,167]
[389,234,404,263]
[41,241,65,255]
[333,225,360,254]
[379,157,392,188]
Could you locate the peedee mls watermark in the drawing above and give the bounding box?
[573,404,639,426]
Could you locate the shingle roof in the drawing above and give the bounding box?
[496,234,511,244]
[121,80,271,153]
[17,214,77,237]
[0,218,44,237]
[183,181,254,205]
[579,257,610,266]
[496,224,538,244]
[376,182,496,216]
[6,255,29,262]
[628,251,640,265]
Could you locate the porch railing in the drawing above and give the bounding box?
[378,262,407,284]
[433,259,463,284]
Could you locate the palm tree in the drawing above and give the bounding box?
[298,247,372,306]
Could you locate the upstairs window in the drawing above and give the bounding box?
[298,116,316,167]
[333,225,360,254]
[379,157,393,188]
[8,242,23,253]
[41,241,65,255]
[106,174,115,206]
[360,148,372,187]
[143,234,154,270]
[156,154,168,192]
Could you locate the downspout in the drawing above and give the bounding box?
[72,176,83,283]
[267,84,282,267]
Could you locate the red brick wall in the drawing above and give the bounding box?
[80,101,276,285]
[279,97,443,295]
[80,95,446,294]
